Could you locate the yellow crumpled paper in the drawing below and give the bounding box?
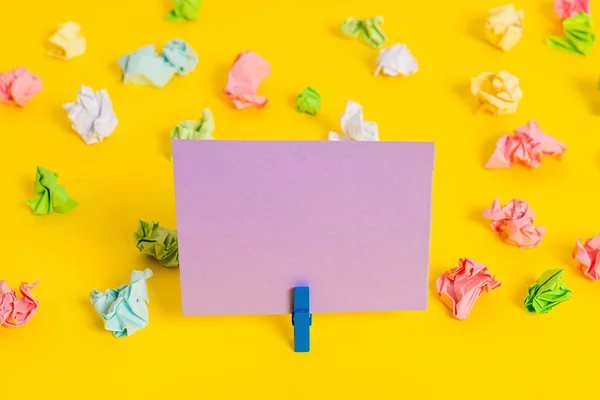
[49,22,86,60]
[485,4,524,51]
[471,71,523,115]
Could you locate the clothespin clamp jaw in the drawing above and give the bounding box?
[292,286,312,352]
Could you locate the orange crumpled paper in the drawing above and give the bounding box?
[482,198,546,248]
[436,258,501,320]
[471,71,522,115]
[224,51,271,109]
[573,234,600,280]
[0,281,39,328]
[554,0,590,20]
[0,67,42,107]
[485,120,566,169]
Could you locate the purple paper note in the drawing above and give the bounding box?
[173,140,435,316]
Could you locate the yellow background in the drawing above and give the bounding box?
[1,0,599,398]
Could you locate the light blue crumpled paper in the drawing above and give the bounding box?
[90,268,153,338]
[118,39,198,87]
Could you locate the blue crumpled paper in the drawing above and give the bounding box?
[90,268,153,338]
[118,39,198,87]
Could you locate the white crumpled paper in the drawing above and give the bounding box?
[328,100,379,141]
[63,84,118,145]
[374,43,418,76]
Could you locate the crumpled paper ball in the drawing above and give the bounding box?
[134,219,179,267]
[0,281,39,328]
[224,51,271,109]
[374,43,418,77]
[471,71,522,115]
[485,120,566,169]
[436,258,501,320]
[170,108,215,160]
[90,269,153,338]
[554,0,590,20]
[27,166,79,215]
[328,100,379,141]
[166,0,202,21]
[296,87,321,115]
[524,269,571,314]
[340,16,386,48]
[482,198,545,248]
[0,67,42,107]
[573,233,600,280]
[485,4,524,51]
[63,84,118,145]
[48,21,86,59]
[118,39,198,87]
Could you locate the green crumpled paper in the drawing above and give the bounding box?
[134,219,179,267]
[27,166,79,215]
[524,269,572,314]
[166,0,202,21]
[296,87,321,115]
[547,12,596,56]
[340,16,386,48]
[169,108,214,160]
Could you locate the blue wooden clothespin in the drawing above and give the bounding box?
[292,286,312,352]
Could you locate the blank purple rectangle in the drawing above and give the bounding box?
[172,140,435,316]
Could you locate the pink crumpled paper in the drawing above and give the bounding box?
[554,0,590,20]
[482,198,546,248]
[573,234,600,280]
[0,67,42,107]
[0,281,39,327]
[436,258,501,320]
[224,51,271,109]
[485,120,566,169]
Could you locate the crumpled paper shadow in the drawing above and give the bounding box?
[552,239,578,273]
[514,274,536,310]
[539,0,559,23]
[576,77,600,115]
[466,16,487,45]
[452,81,477,112]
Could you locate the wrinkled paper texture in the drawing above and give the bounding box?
[134,219,179,267]
[0,67,42,107]
[296,87,321,115]
[436,258,501,320]
[0,281,39,328]
[485,120,566,168]
[328,100,379,141]
[48,22,86,59]
[27,166,79,215]
[471,71,522,115]
[374,43,418,76]
[482,198,545,248]
[118,39,198,87]
[170,108,215,160]
[554,0,590,20]
[524,269,571,313]
[547,12,595,56]
[485,5,524,51]
[224,51,270,109]
[573,233,600,280]
[166,0,202,21]
[63,84,118,145]
[340,16,386,48]
[90,269,153,338]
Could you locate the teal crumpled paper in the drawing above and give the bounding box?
[118,39,198,87]
[90,268,153,338]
